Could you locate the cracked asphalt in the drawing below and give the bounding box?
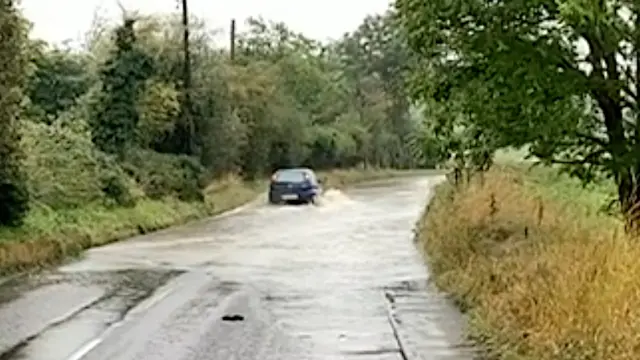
[0,174,476,360]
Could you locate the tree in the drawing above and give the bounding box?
[334,10,417,168]
[0,0,31,225]
[396,0,640,228]
[349,11,415,167]
[91,18,153,157]
[26,45,93,121]
[6,7,437,218]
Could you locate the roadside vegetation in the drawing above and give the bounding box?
[417,161,636,360]
[395,0,640,359]
[0,2,439,274]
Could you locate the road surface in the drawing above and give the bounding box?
[0,175,475,360]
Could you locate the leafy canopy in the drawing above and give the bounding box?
[396,0,640,222]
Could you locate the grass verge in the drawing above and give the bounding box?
[416,165,639,360]
[0,167,408,275]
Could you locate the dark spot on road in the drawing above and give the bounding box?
[384,291,395,303]
[0,334,34,360]
[262,293,308,302]
[217,281,241,291]
[221,314,244,321]
[384,280,425,292]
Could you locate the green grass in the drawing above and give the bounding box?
[494,147,617,221]
[524,166,614,211]
[0,178,261,275]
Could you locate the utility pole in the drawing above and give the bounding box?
[180,0,195,155]
[230,19,236,62]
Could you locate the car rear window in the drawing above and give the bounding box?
[274,170,307,182]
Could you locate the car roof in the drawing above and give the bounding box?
[275,167,314,173]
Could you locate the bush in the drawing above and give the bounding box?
[123,148,205,202]
[417,166,638,360]
[99,170,137,208]
[20,117,136,209]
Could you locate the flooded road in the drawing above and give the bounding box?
[0,175,475,360]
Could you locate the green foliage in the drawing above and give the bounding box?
[224,15,431,172]
[26,45,93,120]
[91,18,153,156]
[122,149,204,202]
[0,5,443,227]
[135,78,180,147]
[20,117,135,209]
[395,0,640,223]
[0,1,31,226]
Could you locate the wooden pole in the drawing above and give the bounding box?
[181,0,195,154]
[230,18,236,61]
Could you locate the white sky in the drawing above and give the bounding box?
[20,0,393,47]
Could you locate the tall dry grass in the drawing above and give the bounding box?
[418,166,640,360]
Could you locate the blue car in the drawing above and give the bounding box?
[268,167,322,205]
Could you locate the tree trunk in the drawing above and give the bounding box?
[590,51,633,230]
[617,169,640,234]
[598,97,637,231]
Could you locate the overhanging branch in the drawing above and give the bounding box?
[576,132,609,147]
[546,149,608,166]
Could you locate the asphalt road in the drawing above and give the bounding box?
[0,174,476,360]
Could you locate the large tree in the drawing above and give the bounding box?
[91,18,154,157]
[396,0,640,228]
[0,0,31,225]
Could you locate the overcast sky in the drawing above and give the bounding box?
[20,0,392,46]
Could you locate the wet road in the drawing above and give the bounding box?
[0,175,475,360]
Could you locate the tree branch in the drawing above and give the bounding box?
[547,149,608,166]
[620,64,638,103]
[576,132,609,147]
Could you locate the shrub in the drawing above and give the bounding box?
[20,117,137,209]
[123,148,205,202]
